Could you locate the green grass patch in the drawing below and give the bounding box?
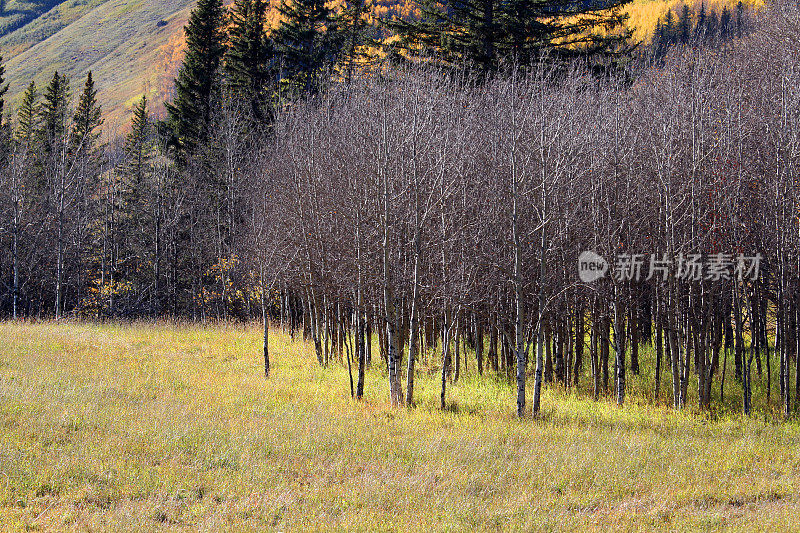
[0,320,798,531]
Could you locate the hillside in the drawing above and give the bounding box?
[0,0,194,128]
[0,0,760,130]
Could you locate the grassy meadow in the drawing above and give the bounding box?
[1,321,799,531]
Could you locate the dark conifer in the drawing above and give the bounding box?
[706,9,719,38]
[678,4,692,44]
[0,54,8,126]
[735,1,745,37]
[653,20,665,59]
[225,0,274,118]
[720,6,731,39]
[663,10,676,45]
[166,0,226,155]
[39,71,71,154]
[273,0,342,94]
[123,96,151,183]
[338,0,373,82]
[391,0,633,71]
[118,95,156,283]
[72,72,103,156]
[696,3,707,40]
[16,82,39,147]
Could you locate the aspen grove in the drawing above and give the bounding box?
[2,4,800,419]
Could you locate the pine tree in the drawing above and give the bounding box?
[388,0,450,62]
[390,0,507,70]
[39,71,71,154]
[166,0,226,155]
[72,71,103,156]
[124,96,152,184]
[338,0,374,82]
[695,3,706,40]
[70,73,104,313]
[735,1,745,37]
[272,0,342,94]
[455,0,502,70]
[16,82,44,196]
[678,5,691,44]
[16,82,39,147]
[706,9,718,38]
[119,96,155,227]
[500,0,547,66]
[37,71,72,319]
[391,0,633,71]
[118,96,157,300]
[663,10,676,45]
[653,20,665,59]
[225,0,274,119]
[71,72,104,242]
[720,7,731,39]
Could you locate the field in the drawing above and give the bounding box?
[0,321,799,531]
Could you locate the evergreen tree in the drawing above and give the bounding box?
[272,0,342,94]
[501,0,550,66]
[16,82,39,147]
[16,82,44,196]
[720,7,731,39]
[118,95,157,304]
[70,72,104,306]
[391,0,633,71]
[124,96,152,185]
[39,71,71,154]
[119,96,154,236]
[72,71,103,156]
[392,0,500,72]
[678,4,691,44]
[387,0,450,62]
[166,0,226,155]
[706,9,719,38]
[735,1,745,37]
[225,0,274,119]
[338,0,374,82]
[37,71,72,318]
[695,3,707,40]
[653,19,666,59]
[663,10,676,45]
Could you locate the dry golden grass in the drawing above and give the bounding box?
[1,320,799,531]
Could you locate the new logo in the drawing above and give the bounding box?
[578,251,608,283]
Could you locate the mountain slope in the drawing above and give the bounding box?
[1,0,193,128]
[1,0,110,56]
